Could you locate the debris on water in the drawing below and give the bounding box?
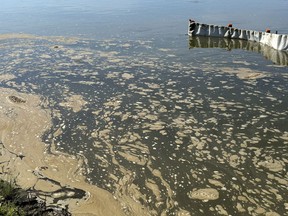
[8,95,26,103]
[0,35,287,216]
[188,188,219,200]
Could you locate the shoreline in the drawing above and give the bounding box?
[0,87,128,216]
[0,178,71,215]
[1,33,287,216]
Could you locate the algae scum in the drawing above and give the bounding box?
[0,36,288,215]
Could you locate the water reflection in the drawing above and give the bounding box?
[189,36,288,66]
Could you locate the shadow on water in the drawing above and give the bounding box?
[188,36,288,66]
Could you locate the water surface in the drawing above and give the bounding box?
[0,0,287,215]
[1,0,288,38]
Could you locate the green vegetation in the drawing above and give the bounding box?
[0,179,25,216]
[0,179,15,198]
[0,202,24,216]
[0,178,72,216]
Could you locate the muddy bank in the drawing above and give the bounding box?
[0,87,137,216]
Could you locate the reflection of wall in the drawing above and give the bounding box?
[188,23,288,52]
[188,36,288,66]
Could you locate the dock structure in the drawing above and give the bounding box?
[188,20,288,52]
